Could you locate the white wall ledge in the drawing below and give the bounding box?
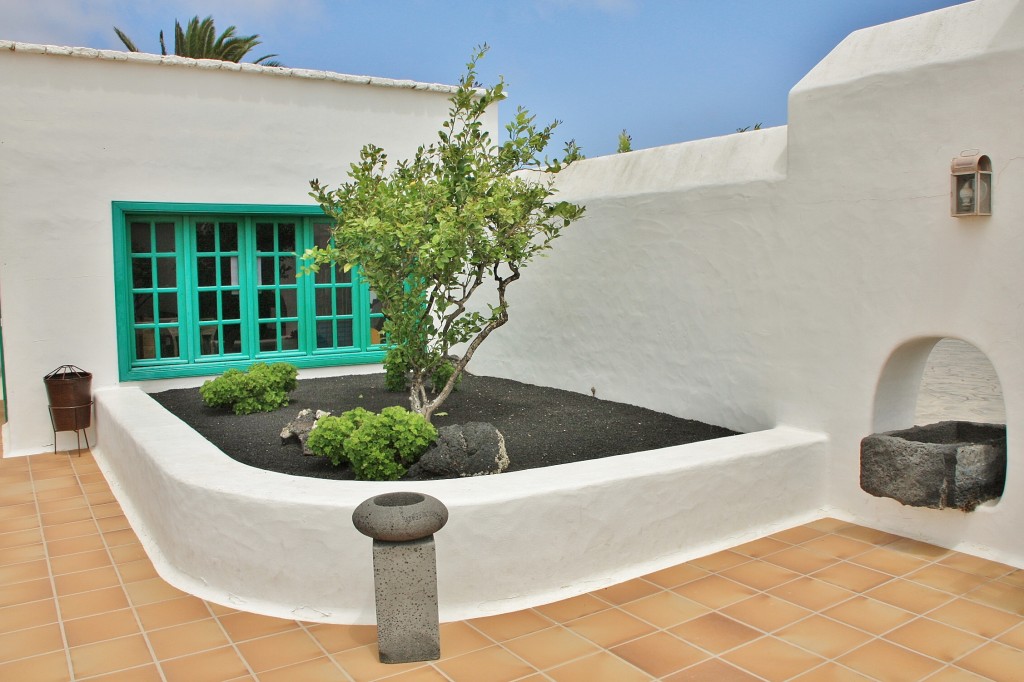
[92,386,829,624]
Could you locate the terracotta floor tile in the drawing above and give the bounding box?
[54,565,121,595]
[722,635,825,681]
[42,518,98,542]
[643,562,709,589]
[136,596,213,630]
[535,593,610,622]
[0,622,65,663]
[0,542,46,566]
[791,662,874,681]
[332,642,428,681]
[0,598,59,634]
[663,658,762,681]
[776,614,872,658]
[0,576,53,608]
[928,598,1022,639]
[109,542,149,564]
[995,622,1024,649]
[217,610,299,641]
[46,532,106,557]
[235,627,324,672]
[922,667,991,682]
[468,609,552,642]
[0,502,36,521]
[49,547,112,575]
[801,535,875,560]
[593,578,661,605]
[834,524,901,547]
[764,546,839,575]
[306,623,378,654]
[58,585,130,620]
[563,607,656,648]
[906,564,988,596]
[503,625,601,670]
[823,596,916,635]
[611,630,707,677]
[731,536,791,558]
[63,608,140,647]
[69,633,154,678]
[0,558,49,585]
[84,663,165,682]
[376,666,452,682]
[90,501,125,519]
[720,593,813,632]
[96,514,132,533]
[770,525,827,545]
[124,576,187,606]
[669,612,762,654]
[437,620,492,658]
[867,579,955,614]
[672,575,758,609]
[36,495,89,514]
[955,641,1024,682]
[148,617,230,660]
[837,639,943,682]
[41,505,95,525]
[547,650,651,682]
[886,538,951,561]
[117,558,158,583]
[257,656,349,682]
[850,547,929,577]
[812,562,893,593]
[0,514,39,534]
[0,650,69,682]
[102,527,141,547]
[205,601,239,616]
[34,485,85,502]
[885,617,987,662]
[620,590,710,628]
[963,580,1024,615]
[689,550,749,572]
[160,645,252,682]
[939,553,1014,579]
[0,527,43,550]
[998,569,1024,589]
[719,558,801,591]
[806,518,850,533]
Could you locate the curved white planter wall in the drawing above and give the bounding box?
[93,387,828,624]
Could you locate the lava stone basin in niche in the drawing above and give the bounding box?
[860,421,1006,512]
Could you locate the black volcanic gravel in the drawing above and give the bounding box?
[150,373,738,480]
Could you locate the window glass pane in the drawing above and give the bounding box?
[314,223,332,248]
[316,320,334,348]
[198,291,218,321]
[158,293,178,322]
[279,257,296,285]
[195,258,215,287]
[159,329,180,358]
[131,258,152,289]
[219,257,236,286]
[260,257,276,285]
[220,223,238,251]
[199,326,219,356]
[221,324,241,354]
[336,288,353,316]
[256,223,275,252]
[278,223,296,252]
[221,291,240,321]
[156,258,177,288]
[196,222,215,252]
[280,289,297,317]
[281,322,299,350]
[315,264,332,284]
[337,320,353,347]
[130,223,151,253]
[315,288,333,316]
[133,294,153,323]
[155,222,176,253]
[259,322,278,350]
[258,290,277,318]
[136,329,155,359]
[370,290,383,315]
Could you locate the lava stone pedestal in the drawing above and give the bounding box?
[352,492,449,663]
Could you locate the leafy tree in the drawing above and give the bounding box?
[306,46,585,422]
[113,15,281,66]
[617,129,633,153]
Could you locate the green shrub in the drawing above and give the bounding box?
[308,405,436,480]
[383,351,410,392]
[199,362,299,415]
[305,407,373,466]
[430,358,461,394]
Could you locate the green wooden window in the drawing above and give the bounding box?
[113,203,386,381]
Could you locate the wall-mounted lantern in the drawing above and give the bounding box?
[950,152,991,217]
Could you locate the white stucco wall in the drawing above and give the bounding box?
[0,45,485,455]
[471,0,1024,565]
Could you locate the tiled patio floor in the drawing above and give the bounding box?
[1,450,1023,681]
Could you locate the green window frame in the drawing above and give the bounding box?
[113,202,386,381]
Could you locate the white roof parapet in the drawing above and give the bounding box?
[0,39,462,94]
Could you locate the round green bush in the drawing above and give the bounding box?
[199,362,299,415]
[306,407,373,466]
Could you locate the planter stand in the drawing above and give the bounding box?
[43,365,93,457]
[48,402,93,456]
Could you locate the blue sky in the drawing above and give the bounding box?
[3,0,969,157]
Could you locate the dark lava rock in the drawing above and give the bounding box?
[407,422,509,479]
